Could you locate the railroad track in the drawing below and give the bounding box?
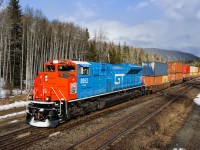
[66,85,193,150]
[0,80,195,150]
[0,126,48,150]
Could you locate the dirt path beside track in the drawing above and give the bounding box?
[165,104,200,150]
[112,80,200,150]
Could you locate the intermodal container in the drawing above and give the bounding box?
[142,62,168,76]
[154,76,163,85]
[168,62,182,73]
[142,76,164,86]
[182,65,190,74]
[168,73,183,81]
[190,66,197,73]
[162,75,168,83]
[183,73,190,78]
[190,72,198,76]
[195,67,198,73]
[142,76,154,86]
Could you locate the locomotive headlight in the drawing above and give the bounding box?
[28,95,33,100]
[39,108,44,112]
[45,74,48,82]
[45,96,51,102]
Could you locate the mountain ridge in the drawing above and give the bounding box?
[144,48,199,61]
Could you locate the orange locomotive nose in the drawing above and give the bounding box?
[33,59,78,102]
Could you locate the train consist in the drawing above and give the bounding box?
[26,59,200,127]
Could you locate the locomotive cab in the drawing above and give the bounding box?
[26,59,78,127]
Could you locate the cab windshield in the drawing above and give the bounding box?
[58,65,75,72]
[46,65,55,72]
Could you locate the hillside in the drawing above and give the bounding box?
[144,48,199,61]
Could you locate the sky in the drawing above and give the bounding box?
[5,0,200,56]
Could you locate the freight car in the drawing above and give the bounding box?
[26,59,145,127]
[142,62,170,93]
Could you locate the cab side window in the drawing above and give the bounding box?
[58,65,75,72]
[79,67,90,75]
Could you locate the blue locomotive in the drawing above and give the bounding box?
[27,59,145,127]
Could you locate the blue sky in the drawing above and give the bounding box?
[6,0,200,56]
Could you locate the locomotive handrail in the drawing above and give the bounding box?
[51,87,62,115]
[50,87,61,100]
[33,88,38,100]
[59,90,67,100]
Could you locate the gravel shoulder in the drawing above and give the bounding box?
[165,103,200,150]
[111,81,200,150]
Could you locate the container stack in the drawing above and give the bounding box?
[142,62,168,87]
[168,62,183,84]
[182,65,190,80]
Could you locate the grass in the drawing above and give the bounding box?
[113,96,194,150]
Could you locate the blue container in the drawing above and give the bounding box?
[142,62,168,76]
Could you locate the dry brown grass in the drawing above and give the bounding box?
[113,97,194,150]
[0,94,27,105]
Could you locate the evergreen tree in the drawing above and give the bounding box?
[116,49,121,64]
[138,49,145,65]
[145,53,149,62]
[7,0,22,87]
[133,48,138,64]
[153,54,157,61]
[86,42,97,62]
[122,42,130,63]
[109,48,117,64]
[117,43,121,63]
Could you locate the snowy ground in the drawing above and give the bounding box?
[0,89,27,99]
[0,100,29,111]
[0,78,28,99]
[0,111,26,119]
[194,94,200,105]
[0,101,28,120]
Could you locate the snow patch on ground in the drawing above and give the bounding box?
[0,111,26,119]
[0,89,7,99]
[9,119,19,123]
[0,77,28,99]
[194,94,200,105]
[0,101,29,111]
[0,89,27,99]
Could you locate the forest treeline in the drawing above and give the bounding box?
[0,0,163,91]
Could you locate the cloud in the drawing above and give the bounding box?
[135,1,150,9]
[58,0,200,57]
[76,2,96,18]
[58,1,97,23]
[133,0,200,21]
[81,18,200,56]
[150,0,200,21]
[166,10,184,21]
[59,15,77,23]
